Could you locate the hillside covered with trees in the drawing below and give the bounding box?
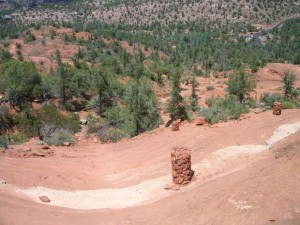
[5,0,300,26]
[0,2,300,147]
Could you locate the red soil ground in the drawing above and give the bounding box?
[0,109,299,225]
[7,27,84,72]
[180,63,300,106]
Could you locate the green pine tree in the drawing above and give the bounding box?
[190,75,199,111]
[167,70,188,120]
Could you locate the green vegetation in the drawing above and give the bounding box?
[15,104,80,141]
[190,75,199,112]
[282,71,298,99]
[44,130,74,146]
[98,126,130,143]
[0,105,14,133]
[0,11,299,143]
[86,114,103,134]
[200,95,249,124]
[259,93,284,108]
[1,61,43,110]
[8,0,299,26]
[0,136,8,149]
[260,93,298,110]
[259,71,299,110]
[226,70,256,102]
[167,70,188,121]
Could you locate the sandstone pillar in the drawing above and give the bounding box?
[171,147,193,185]
[273,102,282,115]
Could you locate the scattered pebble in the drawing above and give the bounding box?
[164,184,172,190]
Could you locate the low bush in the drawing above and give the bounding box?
[260,93,298,109]
[35,104,80,133]
[243,98,258,109]
[200,95,249,124]
[260,93,284,108]
[97,126,130,143]
[87,114,103,133]
[24,31,36,43]
[0,136,8,149]
[281,100,298,109]
[201,106,228,124]
[14,111,41,138]
[15,104,80,139]
[0,105,14,133]
[44,130,74,146]
[7,133,28,145]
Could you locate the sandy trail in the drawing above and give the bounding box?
[1,121,299,210]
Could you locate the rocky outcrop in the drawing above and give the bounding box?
[171,147,193,185]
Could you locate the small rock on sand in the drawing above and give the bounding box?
[164,184,172,190]
[63,142,71,147]
[42,145,50,150]
[0,179,6,185]
[39,196,51,203]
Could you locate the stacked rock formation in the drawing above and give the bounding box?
[171,147,193,185]
[273,101,282,115]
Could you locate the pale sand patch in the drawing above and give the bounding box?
[2,120,300,210]
[267,121,300,147]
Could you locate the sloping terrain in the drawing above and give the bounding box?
[0,109,299,225]
[10,0,300,26]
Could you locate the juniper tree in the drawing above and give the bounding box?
[94,68,113,114]
[2,61,43,110]
[54,49,67,104]
[167,70,188,120]
[282,71,296,99]
[226,69,256,103]
[190,75,199,111]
